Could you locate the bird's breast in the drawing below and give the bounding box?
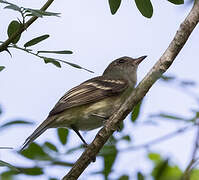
[76,96,121,130]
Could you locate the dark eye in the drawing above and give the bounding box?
[118,59,125,64]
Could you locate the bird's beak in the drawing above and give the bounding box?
[134,55,147,65]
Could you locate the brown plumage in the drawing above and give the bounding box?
[49,77,128,115]
[21,56,146,150]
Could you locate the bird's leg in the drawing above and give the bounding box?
[71,125,96,162]
[71,125,88,147]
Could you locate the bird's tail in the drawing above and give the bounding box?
[20,116,55,151]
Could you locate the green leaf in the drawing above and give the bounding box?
[4,4,21,12]
[137,172,145,180]
[0,120,34,129]
[57,128,69,145]
[152,159,169,180]
[49,178,59,180]
[7,20,21,44]
[51,161,74,167]
[62,61,94,73]
[64,62,82,69]
[0,66,5,72]
[50,59,94,73]
[135,0,153,18]
[0,0,21,12]
[20,143,52,161]
[0,0,18,6]
[191,169,199,180]
[38,50,73,54]
[131,100,142,122]
[168,0,184,5]
[108,0,121,15]
[0,0,9,4]
[120,135,131,142]
[0,160,19,172]
[43,58,61,68]
[100,145,118,179]
[118,175,129,180]
[151,113,186,121]
[25,8,60,17]
[43,57,93,73]
[0,166,44,177]
[19,167,43,175]
[24,34,49,47]
[25,9,43,17]
[152,163,182,180]
[163,165,182,179]
[149,152,183,180]
[1,170,17,180]
[44,142,58,152]
[148,153,162,165]
[37,10,60,17]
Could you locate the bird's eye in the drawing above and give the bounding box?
[118,59,125,64]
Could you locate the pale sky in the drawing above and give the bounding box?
[0,0,199,179]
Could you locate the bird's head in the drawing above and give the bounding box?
[103,56,147,86]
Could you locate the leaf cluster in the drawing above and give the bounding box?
[0,0,93,73]
[108,0,184,18]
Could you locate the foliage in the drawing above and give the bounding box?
[148,152,199,180]
[108,0,121,15]
[135,0,153,18]
[0,66,5,72]
[131,100,143,123]
[108,0,184,17]
[0,0,188,71]
[7,20,21,44]
[57,128,69,145]
[0,0,93,72]
[0,120,34,129]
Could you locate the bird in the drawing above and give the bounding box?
[21,56,147,150]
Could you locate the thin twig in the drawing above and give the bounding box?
[192,122,199,160]
[0,147,13,149]
[8,45,94,73]
[181,120,199,180]
[121,125,193,152]
[0,0,55,52]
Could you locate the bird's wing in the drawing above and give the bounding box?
[20,76,128,151]
[49,76,129,116]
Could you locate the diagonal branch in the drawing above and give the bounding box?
[62,1,199,179]
[0,0,55,52]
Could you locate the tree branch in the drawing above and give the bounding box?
[62,1,199,179]
[0,0,55,52]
